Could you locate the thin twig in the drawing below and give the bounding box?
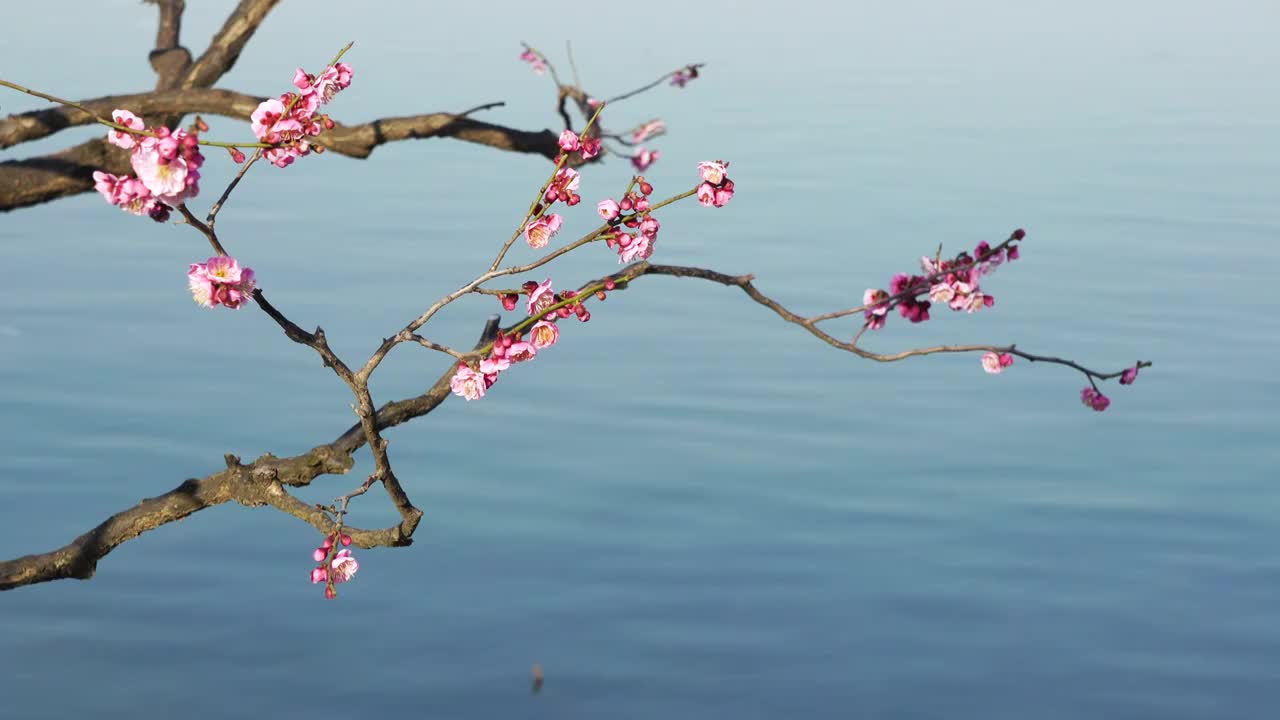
[207,148,262,226]
[606,63,704,105]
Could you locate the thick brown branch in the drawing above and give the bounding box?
[0,317,501,591]
[182,0,280,90]
[0,89,560,211]
[149,0,192,88]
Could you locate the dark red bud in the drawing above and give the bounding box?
[566,194,581,206]
[595,290,607,301]
[1012,228,1026,241]
[620,198,634,211]
[577,309,591,322]
[522,280,539,293]
[323,116,336,130]
[195,116,209,132]
[556,306,572,318]
[639,181,654,195]
[501,294,518,311]
[604,278,617,291]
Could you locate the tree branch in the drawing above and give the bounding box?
[0,316,503,592]
[181,0,280,90]
[0,88,560,211]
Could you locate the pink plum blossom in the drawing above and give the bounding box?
[619,234,653,263]
[310,567,328,584]
[598,199,620,221]
[632,119,666,143]
[579,135,601,159]
[1120,366,1140,385]
[480,357,511,374]
[524,214,563,249]
[507,341,537,363]
[982,352,1014,374]
[1080,387,1111,412]
[639,216,660,239]
[330,549,358,583]
[519,49,546,75]
[631,147,659,172]
[698,161,729,185]
[558,129,580,153]
[527,279,555,316]
[545,168,581,206]
[187,256,256,309]
[450,364,487,401]
[697,182,716,206]
[530,321,559,349]
[108,109,145,149]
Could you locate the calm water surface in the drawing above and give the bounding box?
[2,2,1278,718]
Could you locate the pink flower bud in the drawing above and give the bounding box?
[577,309,591,322]
[310,567,328,584]
[1012,228,1026,241]
[324,585,338,600]
[340,533,352,547]
[313,548,326,562]
[501,293,519,311]
[639,180,654,196]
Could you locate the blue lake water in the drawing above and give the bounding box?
[2,1,1279,718]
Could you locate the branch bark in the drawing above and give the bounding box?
[0,89,561,211]
[0,316,500,591]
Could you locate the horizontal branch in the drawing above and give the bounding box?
[1,254,1140,591]
[0,88,561,211]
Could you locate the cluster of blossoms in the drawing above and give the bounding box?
[309,532,358,600]
[518,48,546,75]
[981,351,1016,374]
[696,161,735,208]
[453,278,596,401]
[1077,365,1139,413]
[671,66,699,88]
[558,129,601,160]
[92,110,206,221]
[521,164,584,249]
[632,147,660,172]
[187,256,257,309]
[862,230,1025,331]
[1080,387,1111,412]
[597,177,661,263]
[250,62,352,168]
[632,119,666,144]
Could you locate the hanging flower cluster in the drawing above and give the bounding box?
[92,110,206,221]
[250,62,353,168]
[981,352,1015,374]
[309,532,358,600]
[632,147,660,172]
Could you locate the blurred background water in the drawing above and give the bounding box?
[1,1,1278,718]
